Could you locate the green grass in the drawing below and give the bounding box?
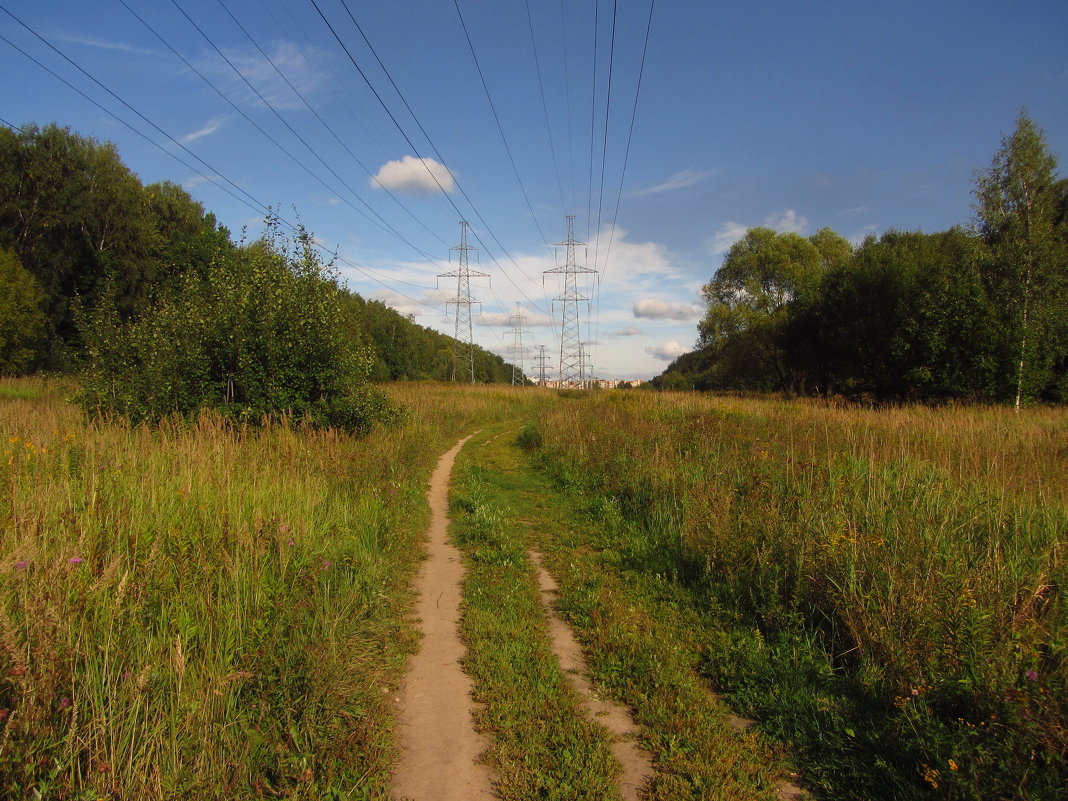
[449,427,621,800]
[454,424,790,801]
[0,380,550,800]
[522,390,1067,799]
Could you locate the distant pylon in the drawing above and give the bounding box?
[439,221,488,383]
[507,305,527,386]
[534,344,551,385]
[544,215,596,388]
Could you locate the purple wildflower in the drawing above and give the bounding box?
[322,560,331,571]
[58,697,72,710]
[14,561,28,570]
[1025,669,1038,682]
[68,556,84,565]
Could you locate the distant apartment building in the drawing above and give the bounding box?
[536,379,645,389]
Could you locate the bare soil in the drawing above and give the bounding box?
[390,435,495,801]
[529,549,654,801]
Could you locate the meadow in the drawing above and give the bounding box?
[522,390,1067,799]
[2,378,1064,799]
[0,378,545,800]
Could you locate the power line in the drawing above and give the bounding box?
[0,10,269,217]
[453,0,552,252]
[168,0,447,265]
[214,0,451,253]
[0,10,437,311]
[525,0,567,217]
[600,0,656,283]
[592,0,619,274]
[310,0,552,314]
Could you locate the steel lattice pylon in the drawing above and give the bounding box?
[545,216,596,388]
[506,305,527,385]
[534,344,551,385]
[439,221,488,383]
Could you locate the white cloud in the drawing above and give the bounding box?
[371,155,454,194]
[479,309,554,327]
[585,225,679,289]
[645,341,689,361]
[179,117,225,145]
[763,208,808,234]
[607,325,645,337]
[631,167,714,196]
[708,221,749,255]
[708,209,809,255]
[633,298,697,321]
[372,288,451,318]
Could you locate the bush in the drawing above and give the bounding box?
[77,219,400,433]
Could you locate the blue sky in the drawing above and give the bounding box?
[2,0,1066,379]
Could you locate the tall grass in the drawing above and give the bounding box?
[0,379,547,799]
[527,391,1067,798]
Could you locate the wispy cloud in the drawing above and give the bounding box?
[195,41,327,111]
[51,32,158,56]
[707,209,809,255]
[848,224,880,245]
[179,117,226,145]
[631,167,714,196]
[633,298,698,321]
[645,340,689,361]
[371,155,454,194]
[607,325,645,337]
[181,175,214,191]
[838,205,869,218]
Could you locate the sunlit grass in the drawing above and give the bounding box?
[526,390,1067,798]
[0,379,548,799]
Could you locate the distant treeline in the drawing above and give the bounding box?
[0,123,514,385]
[654,113,1068,405]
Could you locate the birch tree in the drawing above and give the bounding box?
[974,112,1068,407]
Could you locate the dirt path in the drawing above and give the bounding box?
[390,435,495,801]
[529,549,654,800]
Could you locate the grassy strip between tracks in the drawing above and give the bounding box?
[451,425,790,801]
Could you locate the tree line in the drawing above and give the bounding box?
[654,113,1068,405]
[0,124,515,427]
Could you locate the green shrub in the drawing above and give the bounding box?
[77,218,400,432]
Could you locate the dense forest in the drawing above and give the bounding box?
[654,113,1068,405]
[0,123,515,388]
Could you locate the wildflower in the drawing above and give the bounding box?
[58,696,72,710]
[14,561,27,570]
[948,759,958,771]
[279,523,290,534]
[322,560,331,570]
[68,556,85,565]
[911,688,919,696]
[288,538,295,547]
[922,765,940,789]
[1025,669,1038,682]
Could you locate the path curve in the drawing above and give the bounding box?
[391,435,495,801]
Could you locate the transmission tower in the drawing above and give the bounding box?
[439,221,488,383]
[506,305,527,385]
[534,344,551,385]
[545,215,597,388]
